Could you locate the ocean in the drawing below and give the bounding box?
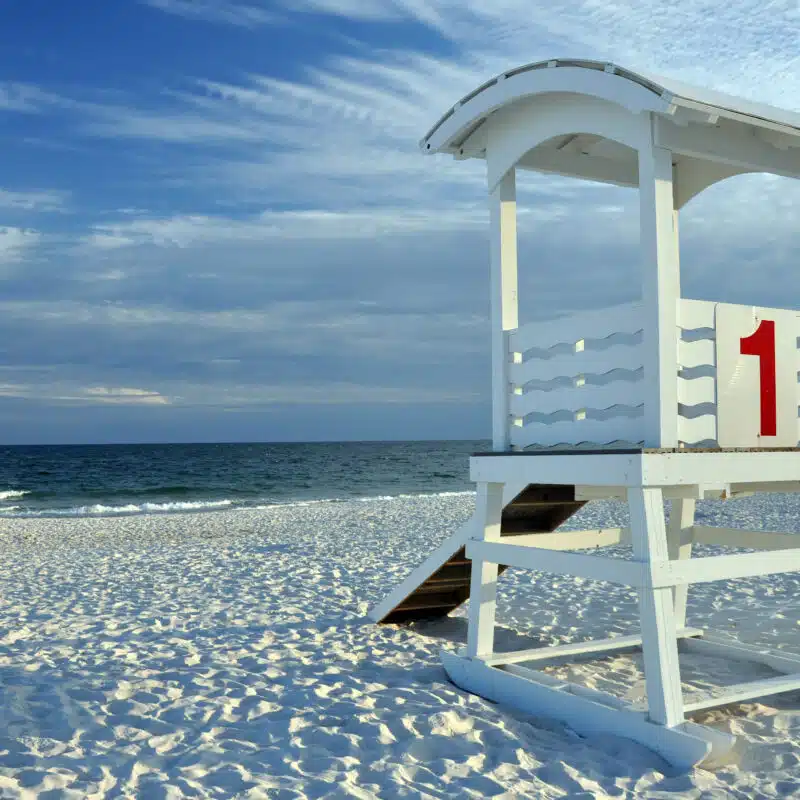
[0,440,487,518]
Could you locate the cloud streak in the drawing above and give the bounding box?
[0,188,69,213]
[71,0,800,239]
[0,228,41,264]
[141,0,275,26]
[0,82,66,114]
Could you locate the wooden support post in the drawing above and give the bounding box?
[667,498,695,629]
[466,482,504,658]
[489,170,519,452]
[639,134,680,448]
[629,487,684,727]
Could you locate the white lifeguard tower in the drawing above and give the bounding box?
[371,60,800,768]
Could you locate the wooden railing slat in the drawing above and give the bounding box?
[678,298,715,330]
[510,380,644,418]
[678,338,715,369]
[676,414,717,444]
[510,416,644,448]
[510,345,644,385]
[509,302,643,354]
[677,376,716,406]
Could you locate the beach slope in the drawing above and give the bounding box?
[1,493,799,797]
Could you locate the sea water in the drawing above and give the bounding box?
[0,440,488,518]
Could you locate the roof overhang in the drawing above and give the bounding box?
[421,59,800,204]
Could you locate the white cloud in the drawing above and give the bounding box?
[0,188,69,212]
[282,0,402,22]
[84,105,269,144]
[0,297,484,347]
[193,382,480,407]
[141,0,275,26]
[81,207,495,248]
[0,82,64,113]
[0,228,41,263]
[0,372,473,409]
[0,382,169,406]
[0,383,30,397]
[82,386,170,405]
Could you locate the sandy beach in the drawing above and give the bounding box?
[1,492,800,797]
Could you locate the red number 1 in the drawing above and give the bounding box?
[740,319,777,437]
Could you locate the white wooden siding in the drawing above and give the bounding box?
[510,381,645,417]
[509,415,644,449]
[677,376,715,406]
[677,299,718,445]
[510,345,643,385]
[508,303,645,447]
[678,298,715,330]
[506,297,800,449]
[678,339,715,370]
[509,301,643,354]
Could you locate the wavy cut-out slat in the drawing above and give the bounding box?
[511,380,645,418]
[511,415,644,449]
[509,302,643,354]
[677,415,717,445]
[679,298,716,331]
[511,344,644,385]
[677,376,716,406]
[678,339,716,370]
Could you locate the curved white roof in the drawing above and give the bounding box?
[422,58,800,156]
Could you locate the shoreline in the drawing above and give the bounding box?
[0,488,477,521]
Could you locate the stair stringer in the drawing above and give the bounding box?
[369,481,528,624]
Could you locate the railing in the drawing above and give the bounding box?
[507,301,645,447]
[507,298,800,449]
[677,299,718,445]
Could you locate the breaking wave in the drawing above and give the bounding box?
[0,490,474,519]
[0,499,235,518]
[0,490,29,501]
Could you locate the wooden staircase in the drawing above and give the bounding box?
[376,484,585,624]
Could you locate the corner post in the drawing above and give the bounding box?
[639,127,680,448]
[629,487,684,728]
[489,169,519,451]
[466,482,504,658]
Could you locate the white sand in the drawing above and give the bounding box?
[1,493,800,797]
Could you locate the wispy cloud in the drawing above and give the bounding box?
[0,382,169,406]
[282,0,403,22]
[0,82,66,113]
[83,103,270,144]
[81,207,492,249]
[82,386,170,405]
[75,0,800,231]
[0,188,69,213]
[0,228,41,263]
[141,0,275,26]
[0,376,474,409]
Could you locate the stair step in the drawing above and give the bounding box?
[415,580,470,593]
[429,563,472,581]
[394,600,460,612]
[377,483,585,624]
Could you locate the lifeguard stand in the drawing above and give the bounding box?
[371,60,800,768]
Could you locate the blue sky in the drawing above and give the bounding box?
[0,0,798,444]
